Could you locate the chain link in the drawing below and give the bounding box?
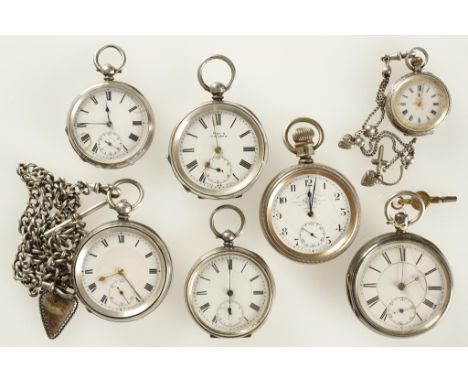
[14,164,96,297]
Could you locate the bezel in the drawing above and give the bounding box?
[386,71,450,136]
[260,163,360,263]
[346,231,452,337]
[73,220,172,322]
[185,246,275,338]
[168,100,268,199]
[66,80,155,168]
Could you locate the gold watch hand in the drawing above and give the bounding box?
[118,268,144,301]
[97,271,120,282]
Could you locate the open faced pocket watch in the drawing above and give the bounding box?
[185,205,274,338]
[66,44,154,168]
[168,55,268,199]
[339,47,450,186]
[347,190,456,337]
[14,164,171,339]
[260,117,360,263]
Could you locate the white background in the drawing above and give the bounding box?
[0,36,466,346]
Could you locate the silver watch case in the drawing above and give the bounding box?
[185,246,275,338]
[168,101,268,199]
[66,81,155,169]
[73,220,172,322]
[386,72,450,137]
[260,163,360,263]
[346,231,452,337]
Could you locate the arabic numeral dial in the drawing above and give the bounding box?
[271,174,351,255]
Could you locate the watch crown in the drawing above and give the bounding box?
[292,127,315,145]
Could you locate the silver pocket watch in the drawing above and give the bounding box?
[347,191,456,337]
[14,164,171,339]
[185,205,275,338]
[70,180,172,323]
[66,45,154,168]
[339,47,450,186]
[260,117,360,263]
[168,55,268,199]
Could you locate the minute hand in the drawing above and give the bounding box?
[307,178,317,217]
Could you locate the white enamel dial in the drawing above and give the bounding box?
[270,173,351,255]
[71,85,150,165]
[75,226,168,319]
[178,109,259,192]
[187,252,273,337]
[353,240,450,335]
[390,73,450,135]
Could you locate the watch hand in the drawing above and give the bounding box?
[307,187,313,217]
[116,286,130,304]
[117,268,144,301]
[302,227,316,237]
[80,122,109,126]
[211,114,222,154]
[105,103,113,128]
[308,178,317,218]
[228,257,232,315]
[97,271,120,282]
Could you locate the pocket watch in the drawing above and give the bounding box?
[347,191,456,337]
[185,205,275,338]
[168,55,268,199]
[71,180,172,322]
[260,117,360,263]
[339,47,450,186]
[14,164,172,339]
[66,44,154,168]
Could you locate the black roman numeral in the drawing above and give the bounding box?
[144,283,154,292]
[382,252,392,264]
[195,291,207,295]
[366,296,379,307]
[243,146,256,152]
[199,172,207,183]
[368,266,381,273]
[425,268,437,276]
[101,239,109,247]
[84,269,93,274]
[118,234,125,243]
[253,290,264,295]
[199,118,208,129]
[149,268,159,274]
[90,96,98,104]
[400,247,406,262]
[212,263,220,273]
[250,303,260,311]
[105,90,112,101]
[214,112,221,125]
[133,121,142,126]
[423,299,436,309]
[88,283,97,293]
[200,303,210,312]
[101,295,108,304]
[145,252,153,258]
[129,133,139,142]
[428,286,442,291]
[92,143,98,153]
[250,275,260,282]
[186,160,199,172]
[239,159,252,170]
[182,148,195,153]
[80,134,90,143]
[239,130,251,138]
[128,106,137,112]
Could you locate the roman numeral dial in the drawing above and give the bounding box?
[187,252,273,336]
[69,84,152,166]
[175,108,263,195]
[393,73,450,134]
[352,240,451,335]
[75,226,169,318]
